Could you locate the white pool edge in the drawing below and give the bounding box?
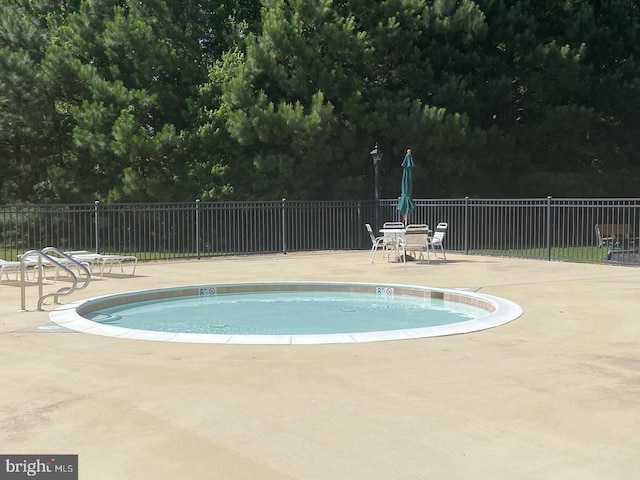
[49,282,523,345]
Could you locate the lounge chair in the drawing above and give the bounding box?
[65,251,137,278]
[0,259,25,283]
[2,255,71,283]
[426,222,448,261]
[16,252,69,281]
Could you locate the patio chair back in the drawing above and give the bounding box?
[428,222,448,261]
[400,228,430,264]
[382,221,405,229]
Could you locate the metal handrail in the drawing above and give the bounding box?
[42,246,92,290]
[19,248,92,311]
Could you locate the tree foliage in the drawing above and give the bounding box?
[1,0,640,203]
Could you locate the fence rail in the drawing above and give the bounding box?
[2,198,640,265]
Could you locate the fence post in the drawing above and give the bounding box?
[195,199,201,259]
[357,201,362,248]
[464,196,469,254]
[281,198,287,254]
[547,196,552,261]
[94,200,100,254]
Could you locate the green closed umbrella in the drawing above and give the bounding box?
[397,149,416,224]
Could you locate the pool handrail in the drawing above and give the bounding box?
[19,247,92,311]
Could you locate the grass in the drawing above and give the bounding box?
[469,246,618,263]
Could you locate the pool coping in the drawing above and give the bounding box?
[49,282,523,345]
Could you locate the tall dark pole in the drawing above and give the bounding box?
[370,143,383,228]
[374,161,380,203]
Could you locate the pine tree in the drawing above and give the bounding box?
[0,0,61,202]
[219,0,491,199]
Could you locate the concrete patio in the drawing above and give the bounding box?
[0,252,638,479]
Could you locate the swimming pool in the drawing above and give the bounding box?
[50,282,523,344]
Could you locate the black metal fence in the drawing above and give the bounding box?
[1,197,639,264]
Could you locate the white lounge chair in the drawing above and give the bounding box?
[17,252,70,281]
[0,259,24,283]
[65,251,137,278]
[427,222,448,261]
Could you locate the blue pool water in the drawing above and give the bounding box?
[86,290,488,335]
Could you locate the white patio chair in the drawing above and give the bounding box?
[382,221,405,228]
[405,223,429,231]
[426,222,448,261]
[365,224,386,262]
[380,222,406,261]
[398,226,430,264]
